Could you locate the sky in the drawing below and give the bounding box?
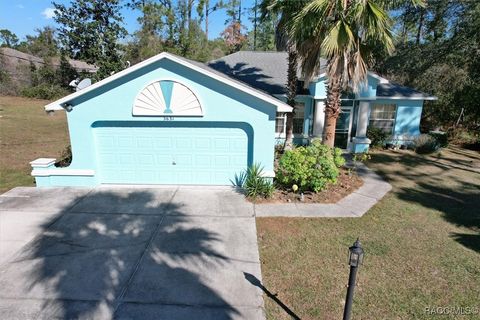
[0,0,256,42]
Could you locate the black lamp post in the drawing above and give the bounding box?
[343,238,364,320]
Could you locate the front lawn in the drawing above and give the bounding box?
[0,96,68,193]
[257,147,480,319]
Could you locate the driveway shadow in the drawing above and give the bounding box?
[0,189,259,319]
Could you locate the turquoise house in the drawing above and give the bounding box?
[32,51,435,187]
[208,51,436,153]
[32,52,291,187]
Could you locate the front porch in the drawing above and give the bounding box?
[275,97,371,153]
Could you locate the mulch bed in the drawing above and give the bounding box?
[252,168,363,204]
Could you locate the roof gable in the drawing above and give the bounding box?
[45,52,292,112]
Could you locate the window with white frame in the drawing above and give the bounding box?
[275,113,286,134]
[275,103,306,136]
[293,104,305,134]
[369,103,396,135]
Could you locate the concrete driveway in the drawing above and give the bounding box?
[0,186,264,320]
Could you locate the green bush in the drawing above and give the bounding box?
[243,163,275,199]
[21,84,69,100]
[55,145,72,167]
[414,134,440,154]
[276,140,343,192]
[332,146,346,167]
[429,131,448,148]
[367,126,389,148]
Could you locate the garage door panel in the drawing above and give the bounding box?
[118,136,135,148]
[95,125,248,185]
[119,154,135,165]
[138,137,154,148]
[97,136,115,148]
[195,137,211,149]
[195,155,212,167]
[137,154,155,166]
[175,154,193,166]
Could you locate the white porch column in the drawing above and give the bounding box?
[312,100,325,138]
[356,101,370,137]
[352,101,371,153]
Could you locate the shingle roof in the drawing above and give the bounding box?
[0,47,98,73]
[208,51,436,100]
[208,51,327,95]
[377,83,436,100]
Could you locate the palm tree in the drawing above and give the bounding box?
[292,0,423,147]
[260,0,306,150]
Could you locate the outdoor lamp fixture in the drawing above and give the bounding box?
[343,238,364,320]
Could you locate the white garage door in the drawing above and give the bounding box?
[94,125,249,185]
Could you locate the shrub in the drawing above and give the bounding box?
[414,134,440,154]
[276,140,343,192]
[332,146,346,167]
[243,163,275,199]
[367,126,388,148]
[429,131,448,148]
[21,84,70,100]
[448,129,479,150]
[274,143,284,160]
[55,145,72,167]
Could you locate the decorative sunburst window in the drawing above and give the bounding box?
[133,80,203,116]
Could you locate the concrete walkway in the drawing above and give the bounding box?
[0,186,264,320]
[255,163,392,217]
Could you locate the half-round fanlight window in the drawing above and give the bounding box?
[133,80,203,116]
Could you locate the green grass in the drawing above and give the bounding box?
[257,147,480,319]
[0,96,69,193]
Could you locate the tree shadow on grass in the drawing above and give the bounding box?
[369,151,480,253]
[0,190,242,319]
[397,181,480,253]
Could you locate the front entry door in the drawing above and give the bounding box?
[335,107,353,149]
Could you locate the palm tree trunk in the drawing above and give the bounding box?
[284,45,298,150]
[323,76,341,148]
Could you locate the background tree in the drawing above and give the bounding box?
[221,21,247,53]
[0,29,19,48]
[247,1,277,51]
[375,0,479,131]
[197,0,226,40]
[16,27,59,58]
[125,0,213,62]
[53,0,127,80]
[260,0,306,150]
[56,54,79,89]
[125,0,166,63]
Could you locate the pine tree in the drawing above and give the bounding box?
[53,0,127,80]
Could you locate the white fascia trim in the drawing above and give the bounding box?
[375,96,438,101]
[367,72,390,84]
[311,71,389,84]
[31,169,95,177]
[273,94,311,98]
[310,73,327,82]
[45,52,293,113]
[356,97,377,101]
